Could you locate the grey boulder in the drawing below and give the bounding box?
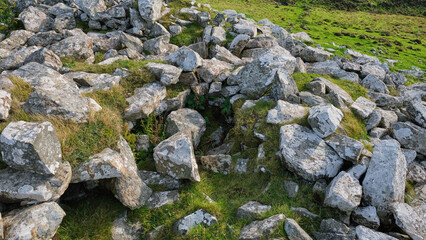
[173,209,217,235]
[200,154,232,175]
[355,225,397,240]
[124,82,166,120]
[239,214,286,240]
[166,108,206,148]
[284,218,313,240]
[19,6,52,33]
[146,62,182,86]
[139,0,163,22]
[324,171,362,212]
[266,100,309,124]
[166,47,203,72]
[300,46,333,62]
[0,90,11,120]
[392,121,426,155]
[350,97,376,119]
[325,133,364,164]
[308,104,343,138]
[352,206,380,230]
[236,201,271,220]
[50,34,95,63]
[390,202,426,240]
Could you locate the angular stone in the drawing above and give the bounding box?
[173,209,217,235]
[146,190,179,209]
[0,121,62,176]
[0,161,71,204]
[166,46,203,72]
[284,218,313,240]
[385,73,406,86]
[292,32,313,43]
[3,202,65,240]
[146,62,182,86]
[166,108,206,148]
[360,64,386,81]
[111,211,143,240]
[406,101,426,128]
[19,6,52,33]
[0,30,33,51]
[324,171,362,212]
[239,214,286,240]
[279,124,343,181]
[120,32,144,53]
[270,69,299,101]
[305,61,340,75]
[299,91,327,107]
[266,100,308,124]
[210,27,226,44]
[24,48,62,71]
[379,109,398,129]
[230,34,250,57]
[0,90,11,120]
[75,0,106,18]
[210,45,241,64]
[154,131,200,182]
[198,58,232,83]
[391,202,426,240]
[124,82,166,120]
[292,207,319,220]
[366,110,381,131]
[283,180,299,198]
[306,77,353,106]
[50,34,94,63]
[236,201,271,220]
[362,140,406,214]
[350,97,376,119]
[139,170,181,190]
[361,74,389,94]
[200,154,232,175]
[355,225,397,240]
[308,104,343,138]
[300,46,333,62]
[352,206,380,230]
[233,21,257,37]
[325,133,364,164]
[392,121,426,155]
[0,46,39,72]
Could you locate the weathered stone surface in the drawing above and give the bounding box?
[239,214,286,240]
[355,225,397,240]
[284,218,313,240]
[300,46,333,62]
[198,58,233,83]
[154,131,200,182]
[361,74,389,94]
[111,211,143,240]
[143,35,171,55]
[3,202,65,240]
[283,180,299,198]
[146,190,179,209]
[392,121,426,155]
[75,0,107,18]
[0,46,39,72]
[24,48,62,71]
[166,46,203,72]
[270,69,299,101]
[325,133,363,164]
[350,97,376,119]
[11,63,90,122]
[352,206,380,230]
[385,72,407,86]
[236,201,271,220]
[71,148,123,183]
[210,27,226,44]
[308,104,343,138]
[406,101,426,128]
[0,30,33,51]
[233,21,257,37]
[139,170,181,190]
[0,121,62,176]
[299,91,327,107]
[362,140,406,214]
[291,207,319,220]
[19,6,52,33]
[360,64,386,81]
[368,92,402,108]
[305,61,340,75]
[114,137,153,209]
[279,124,343,181]
[173,209,217,235]
[230,34,250,57]
[0,161,71,204]
[0,90,11,120]
[200,154,232,175]
[210,45,241,64]
[324,171,362,212]
[266,100,309,124]
[306,77,353,106]
[124,82,166,120]
[166,108,206,148]
[50,35,94,63]
[390,202,426,240]
[120,32,144,53]
[146,62,182,86]
[292,32,313,43]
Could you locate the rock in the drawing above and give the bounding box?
[406,101,426,128]
[366,110,381,131]
[210,27,226,44]
[314,218,354,239]
[236,201,271,220]
[0,90,11,120]
[239,214,286,240]
[325,133,364,164]
[198,58,233,83]
[313,179,327,197]
[0,121,62,176]
[74,73,121,92]
[173,209,217,235]
[362,140,406,215]
[392,121,426,155]
[50,34,94,63]
[284,218,313,240]
[360,64,386,81]
[24,48,62,71]
[114,137,153,209]
[166,46,203,72]
[200,154,232,175]
[305,61,340,75]
[300,46,333,62]
[75,0,106,18]
[139,170,181,190]
[135,135,150,152]
[166,108,206,148]
[146,190,179,209]
[143,35,171,55]
[291,207,319,220]
[279,124,343,181]
[379,109,398,129]
[120,32,144,53]
[146,62,182,86]
[154,131,200,182]
[11,63,90,122]
[124,82,166,120]
[48,3,74,17]
[407,161,426,183]
[0,161,71,204]
[361,74,389,94]
[234,158,249,174]
[202,25,213,44]
[0,76,14,91]
[306,77,353,106]
[145,225,164,240]
[169,25,182,36]
[266,100,308,124]
[270,69,299,101]
[331,69,360,83]
[324,171,362,212]
[308,104,343,138]
[0,30,34,51]
[299,91,327,106]
[54,16,76,32]
[212,13,226,26]
[210,45,241,65]
[368,92,402,108]
[390,202,426,240]
[154,89,190,115]
[283,181,299,198]
[350,97,376,119]
[291,32,313,43]
[71,148,122,183]
[0,46,40,72]
[233,21,257,37]
[355,225,397,240]
[111,211,143,240]
[19,6,52,33]
[385,73,407,86]
[352,206,380,230]
[3,202,65,240]
[230,34,250,57]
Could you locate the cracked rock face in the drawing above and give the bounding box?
[239,214,286,240]
[154,130,200,182]
[3,202,65,240]
[138,0,163,22]
[124,82,166,121]
[166,108,206,148]
[324,171,362,212]
[19,6,52,33]
[0,121,62,176]
[173,209,217,235]
[390,202,426,240]
[308,104,343,138]
[166,46,203,72]
[200,154,232,175]
[392,121,426,156]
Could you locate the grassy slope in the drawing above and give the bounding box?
[198,0,426,72]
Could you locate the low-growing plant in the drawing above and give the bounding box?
[186,92,206,111]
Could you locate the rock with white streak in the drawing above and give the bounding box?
[308,104,343,138]
[324,171,362,212]
[266,100,309,124]
[210,27,226,44]
[361,74,389,94]
[120,32,144,53]
[146,62,182,86]
[173,209,217,235]
[124,82,166,120]
[350,97,376,119]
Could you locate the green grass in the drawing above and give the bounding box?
[339,110,370,142]
[197,0,426,72]
[170,22,205,46]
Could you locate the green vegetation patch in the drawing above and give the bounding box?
[170,22,205,47]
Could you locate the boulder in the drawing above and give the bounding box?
[305,61,340,75]
[279,124,343,181]
[350,97,376,119]
[0,46,40,72]
[210,27,226,44]
[229,34,250,57]
[390,202,426,240]
[406,101,426,128]
[111,212,143,240]
[124,82,166,120]
[392,121,426,155]
[153,131,200,182]
[233,21,257,37]
[0,30,33,51]
[266,100,309,124]
[352,206,380,230]
[361,74,389,94]
[236,201,271,220]
[198,58,233,83]
[146,190,179,209]
[270,69,299,101]
[308,104,343,138]
[166,47,203,72]
[3,202,65,240]
[210,45,241,64]
[284,218,313,240]
[0,161,71,204]
[24,48,62,71]
[239,214,286,240]
[166,108,206,148]
[146,62,182,86]
[0,90,11,120]
[173,209,217,235]
[75,0,106,18]
[0,121,62,176]
[325,133,363,164]
[299,91,328,106]
[300,46,333,62]
[143,35,172,55]
[306,77,353,106]
[50,35,94,63]
[360,64,386,81]
[120,32,144,53]
[324,171,362,212]
[19,6,52,33]
[291,32,313,43]
[362,140,406,215]
[139,170,181,190]
[385,73,407,86]
[200,154,232,175]
[355,225,397,240]
[313,218,353,240]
